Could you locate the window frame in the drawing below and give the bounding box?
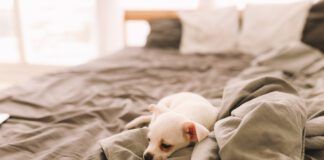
[7,0,100,65]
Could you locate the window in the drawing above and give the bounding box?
[0,0,19,63]
[0,0,97,66]
[126,21,150,47]
[20,0,97,65]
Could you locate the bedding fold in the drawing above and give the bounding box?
[99,42,324,160]
[238,42,324,159]
[214,76,306,160]
[99,128,194,160]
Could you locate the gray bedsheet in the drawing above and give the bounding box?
[0,48,251,160]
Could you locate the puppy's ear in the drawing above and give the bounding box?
[147,104,168,115]
[183,121,209,142]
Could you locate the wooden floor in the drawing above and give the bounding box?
[0,63,63,89]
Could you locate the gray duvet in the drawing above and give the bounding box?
[101,42,324,160]
[0,48,251,160]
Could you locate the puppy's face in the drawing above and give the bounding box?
[143,112,209,160]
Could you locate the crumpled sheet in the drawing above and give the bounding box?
[0,48,251,160]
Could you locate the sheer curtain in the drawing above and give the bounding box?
[97,0,124,55]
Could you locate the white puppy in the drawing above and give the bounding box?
[126,92,218,160]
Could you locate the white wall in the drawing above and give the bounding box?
[97,0,124,55]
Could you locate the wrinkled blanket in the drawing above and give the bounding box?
[103,42,324,160]
[0,48,251,160]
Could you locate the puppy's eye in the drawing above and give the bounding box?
[147,138,150,142]
[160,143,172,149]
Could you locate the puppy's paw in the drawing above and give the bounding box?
[125,121,137,130]
[125,115,152,130]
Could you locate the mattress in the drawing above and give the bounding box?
[0,48,251,160]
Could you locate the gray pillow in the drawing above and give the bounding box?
[302,0,324,53]
[145,19,182,49]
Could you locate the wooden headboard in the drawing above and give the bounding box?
[125,10,180,21]
[124,10,243,21]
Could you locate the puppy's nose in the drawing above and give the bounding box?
[144,152,154,160]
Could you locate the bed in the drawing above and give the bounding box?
[1,1,324,159]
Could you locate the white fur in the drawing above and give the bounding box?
[126,92,218,160]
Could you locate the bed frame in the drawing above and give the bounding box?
[125,10,180,20]
[124,10,243,21]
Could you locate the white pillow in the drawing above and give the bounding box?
[238,1,311,55]
[178,7,239,54]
